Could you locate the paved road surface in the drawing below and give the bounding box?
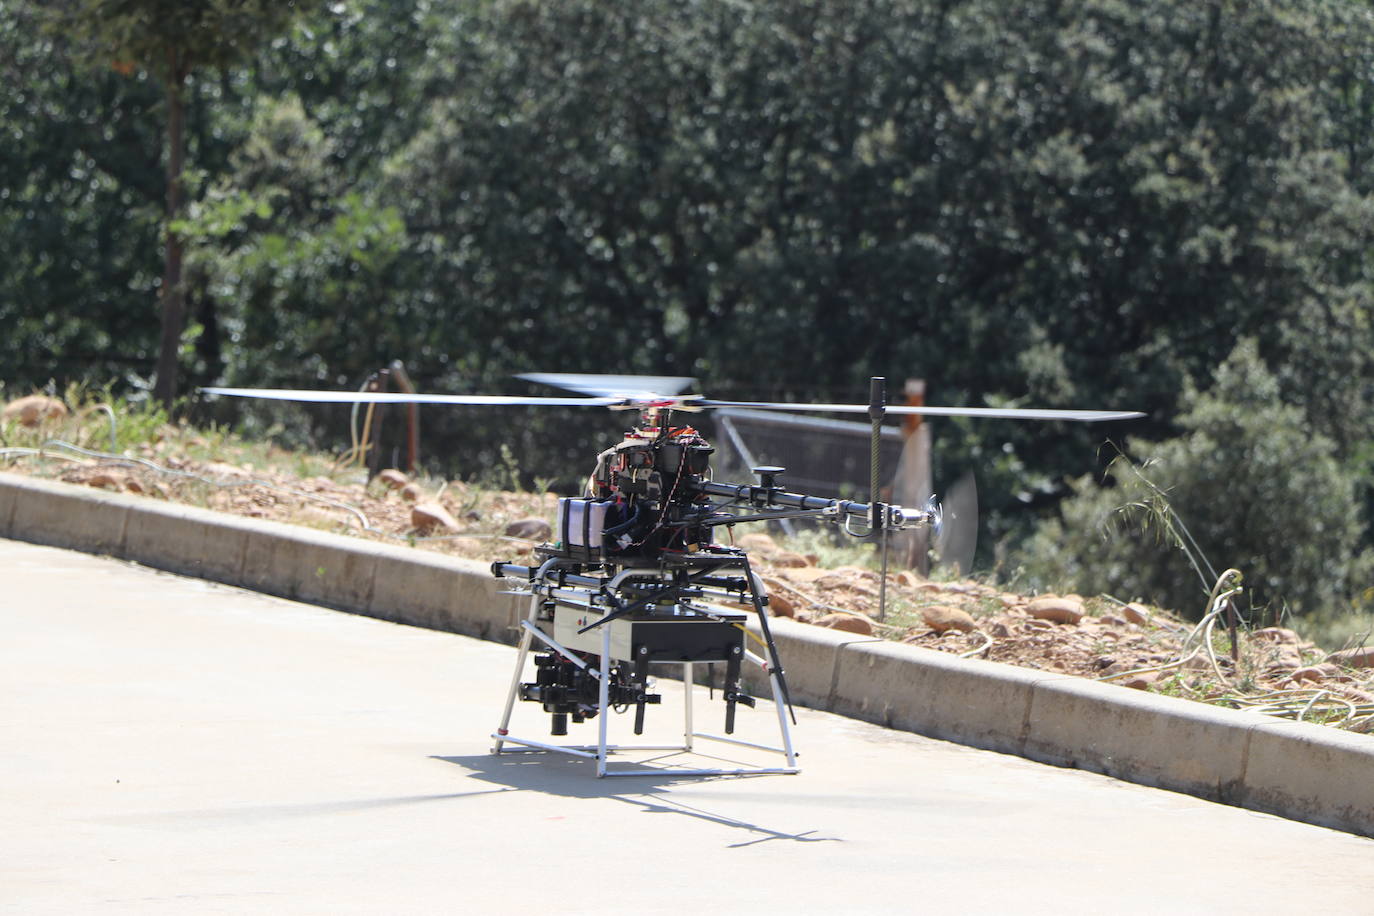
[4,537,1372,914]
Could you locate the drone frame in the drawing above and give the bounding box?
[200,372,1144,778]
[491,553,799,777]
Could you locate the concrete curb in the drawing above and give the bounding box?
[3,470,1371,837]
[0,472,523,643]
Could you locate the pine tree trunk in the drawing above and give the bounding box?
[153,50,186,408]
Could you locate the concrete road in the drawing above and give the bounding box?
[4,538,1372,915]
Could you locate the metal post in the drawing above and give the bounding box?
[868,377,884,533]
[597,623,611,777]
[901,378,932,575]
[365,368,390,480]
[493,595,541,753]
[869,377,889,620]
[771,672,798,768]
[388,359,421,473]
[683,661,695,752]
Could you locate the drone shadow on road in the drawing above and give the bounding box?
[433,752,841,848]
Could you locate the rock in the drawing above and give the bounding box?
[1290,666,1328,684]
[813,613,874,636]
[204,461,248,479]
[2,394,67,427]
[1254,627,1301,645]
[377,469,409,489]
[814,570,872,591]
[464,509,483,521]
[1122,673,1160,691]
[989,621,1011,638]
[1271,650,1303,670]
[921,605,976,634]
[738,532,779,556]
[87,472,123,490]
[765,592,795,618]
[1328,646,1374,669]
[1122,603,1150,625]
[504,517,552,541]
[411,502,462,533]
[779,566,832,584]
[1027,596,1084,625]
[832,565,880,581]
[772,551,811,568]
[896,571,920,588]
[400,483,424,502]
[299,507,343,528]
[123,478,145,495]
[1025,618,1056,631]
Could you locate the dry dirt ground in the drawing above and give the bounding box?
[8,411,1373,732]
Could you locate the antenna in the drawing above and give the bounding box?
[869,377,890,621]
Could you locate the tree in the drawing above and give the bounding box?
[1019,340,1373,619]
[45,0,321,407]
[9,0,1374,613]
[0,1,165,389]
[376,0,1374,501]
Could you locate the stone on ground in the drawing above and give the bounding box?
[1028,596,1084,625]
[3,395,67,427]
[814,612,875,635]
[922,605,976,634]
[504,517,552,541]
[411,502,461,534]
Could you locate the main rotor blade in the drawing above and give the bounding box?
[699,400,1145,422]
[201,387,620,407]
[516,372,697,400]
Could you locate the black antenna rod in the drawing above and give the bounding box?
[869,377,890,619]
[869,377,884,533]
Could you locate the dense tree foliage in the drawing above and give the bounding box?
[4,0,1373,619]
[0,1,164,386]
[1022,339,1374,619]
[39,0,321,405]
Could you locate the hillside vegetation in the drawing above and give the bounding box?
[4,0,1374,631]
[5,393,1374,732]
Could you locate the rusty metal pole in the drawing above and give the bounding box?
[388,360,420,473]
[901,379,931,576]
[365,368,391,480]
[1226,596,1239,664]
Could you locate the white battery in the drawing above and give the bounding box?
[560,498,610,549]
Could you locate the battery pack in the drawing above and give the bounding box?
[559,497,610,560]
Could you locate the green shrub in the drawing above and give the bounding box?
[1019,340,1373,622]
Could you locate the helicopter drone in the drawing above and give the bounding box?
[204,374,1143,777]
